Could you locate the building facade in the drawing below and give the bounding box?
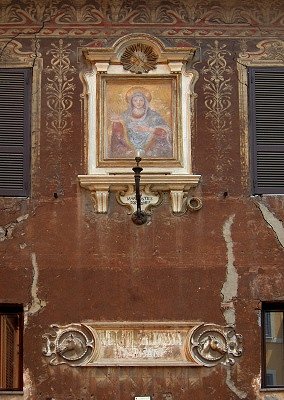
[0,1,284,399]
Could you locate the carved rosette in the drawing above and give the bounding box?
[42,324,95,366]
[188,324,243,367]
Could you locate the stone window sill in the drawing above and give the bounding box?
[0,392,24,400]
[259,387,284,392]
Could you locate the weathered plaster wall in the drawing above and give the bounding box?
[0,1,284,399]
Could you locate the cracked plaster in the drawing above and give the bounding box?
[221,214,238,326]
[220,215,247,399]
[24,253,46,325]
[256,201,284,249]
[0,214,29,241]
[226,369,247,399]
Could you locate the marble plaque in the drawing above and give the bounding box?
[43,322,243,367]
[118,190,161,214]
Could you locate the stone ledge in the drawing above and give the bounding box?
[0,392,24,400]
[78,173,201,214]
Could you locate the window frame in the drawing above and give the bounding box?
[248,67,284,195]
[261,302,284,389]
[0,68,32,197]
[0,304,24,392]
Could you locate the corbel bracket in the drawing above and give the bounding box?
[78,174,201,215]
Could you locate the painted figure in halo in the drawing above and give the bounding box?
[110,86,173,158]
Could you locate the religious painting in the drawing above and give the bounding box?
[97,75,181,167]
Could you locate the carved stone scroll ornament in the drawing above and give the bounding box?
[116,184,162,215]
[42,324,95,366]
[43,322,242,367]
[188,324,243,367]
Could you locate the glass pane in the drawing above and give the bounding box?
[265,311,284,386]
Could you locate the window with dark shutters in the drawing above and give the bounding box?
[0,69,31,197]
[0,304,23,391]
[249,68,284,194]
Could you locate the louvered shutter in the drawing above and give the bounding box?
[249,68,284,194]
[0,306,23,391]
[0,69,31,196]
[5,317,15,389]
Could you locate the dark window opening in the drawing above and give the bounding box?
[0,304,23,391]
[262,302,284,388]
[0,68,31,197]
[249,68,284,194]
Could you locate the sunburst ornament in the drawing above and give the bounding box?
[120,43,158,74]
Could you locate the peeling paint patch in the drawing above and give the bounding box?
[220,216,246,398]
[221,214,238,326]
[23,368,35,400]
[226,369,247,399]
[24,253,46,325]
[256,202,284,249]
[0,214,29,241]
[251,374,261,398]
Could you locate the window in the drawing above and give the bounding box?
[0,69,31,196]
[249,68,284,194]
[0,304,23,391]
[262,302,284,388]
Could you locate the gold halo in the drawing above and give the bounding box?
[125,86,152,103]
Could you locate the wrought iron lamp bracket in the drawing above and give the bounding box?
[131,157,148,225]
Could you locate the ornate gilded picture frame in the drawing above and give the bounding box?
[97,74,181,168]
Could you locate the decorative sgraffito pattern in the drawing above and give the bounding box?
[55,0,103,24]
[46,39,76,140]
[0,0,59,24]
[45,39,75,194]
[202,40,232,137]
[0,1,283,37]
[0,39,35,63]
[0,1,23,23]
[22,0,59,23]
[240,39,284,62]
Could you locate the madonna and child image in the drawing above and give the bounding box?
[108,85,174,159]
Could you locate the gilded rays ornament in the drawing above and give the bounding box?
[120,43,158,74]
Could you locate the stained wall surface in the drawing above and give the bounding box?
[0,1,284,399]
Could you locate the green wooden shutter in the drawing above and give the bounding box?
[0,69,31,196]
[249,68,284,194]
